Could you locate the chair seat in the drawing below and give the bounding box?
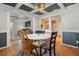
[41,42,50,49]
[41,42,54,50]
[33,41,45,47]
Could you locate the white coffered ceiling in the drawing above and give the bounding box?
[0,3,77,21]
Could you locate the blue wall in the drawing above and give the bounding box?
[0,32,7,47]
[62,32,79,47]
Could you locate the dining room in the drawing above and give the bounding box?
[0,3,79,56]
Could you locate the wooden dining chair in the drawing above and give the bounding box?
[35,30,49,55]
[19,30,38,56]
[41,32,57,56]
[23,28,33,34]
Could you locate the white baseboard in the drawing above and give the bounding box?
[0,46,8,49]
[62,43,79,49]
[0,43,11,49]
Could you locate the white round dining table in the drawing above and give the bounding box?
[27,33,51,56]
[27,34,51,41]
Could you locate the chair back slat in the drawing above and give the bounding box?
[50,32,57,48]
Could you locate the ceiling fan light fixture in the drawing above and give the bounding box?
[34,3,47,11]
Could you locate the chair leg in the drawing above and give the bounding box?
[21,51,25,56]
[43,49,47,54]
[28,51,32,56]
[35,48,38,55]
[54,47,56,56]
[49,49,51,56]
[44,49,47,53]
[28,53,30,56]
[40,47,42,56]
[40,49,47,55]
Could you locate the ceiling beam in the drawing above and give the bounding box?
[23,3,35,9]
[24,3,41,14]
[40,9,64,18]
[44,3,55,9]
[57,3,65,9]
[15,3,22,8]
[29,10,36,13]
[23,3,56,15]
[0,3,40,19]
[39,3,65,17]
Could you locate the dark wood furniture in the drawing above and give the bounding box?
[41,32,57,56]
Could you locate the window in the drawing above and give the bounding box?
[25,21,31,27]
